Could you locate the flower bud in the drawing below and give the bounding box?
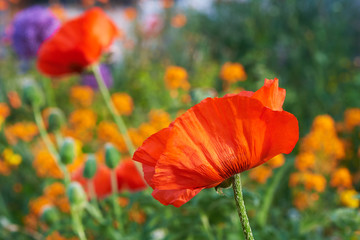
[22,81,44,107]
[48,108,64,133]
[60,138,75,165]
[40,206,59,225]
[105,143,120,169]
[67,182,87,209]
[83,154,97,179]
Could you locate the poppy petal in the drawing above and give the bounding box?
[37,8,118,76]
[151,96,298,190]
[252,78,286,111]
[152,188,204,207]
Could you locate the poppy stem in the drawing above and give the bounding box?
[232,173,255,240]
[32,105,66,176]
[91,64,135,154]
[110,169,123,233]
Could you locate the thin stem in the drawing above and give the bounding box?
[110,169,123,232]
[71,209,87,240]
[232,173,254,240]
[257,162,290,227]
[33,105,85,239]
[200,212,216,240]
[91,64,135,155]
[33,106,64,174]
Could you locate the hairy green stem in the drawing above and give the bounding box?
[232,173,254,240]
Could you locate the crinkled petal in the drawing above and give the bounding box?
[152,96,298,190]
[252,78,285,111]
[152,188,204,207]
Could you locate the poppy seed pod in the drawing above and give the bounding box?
[67,182,87,209]
[105,143,120,169]
[83,154,97,179]
[48,109,64,133]
[40,206,59,225]
[60,138,75,165]
[22,82,44,107]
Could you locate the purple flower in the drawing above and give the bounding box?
[81,64,114,90]
[11,6,60,60]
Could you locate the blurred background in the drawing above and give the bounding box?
[0,0,360,239]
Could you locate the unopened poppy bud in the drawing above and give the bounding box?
[105,143,120,169]
[40,206,59,225]
[67,182,87,209]
[60,138,75,165]
[22,82,44,107]
[48,109,64,132]
[83,154,97,179]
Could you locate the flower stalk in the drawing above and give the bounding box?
[232,173,254,240]
[91,64,135,155]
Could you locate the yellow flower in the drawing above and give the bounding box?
[70,85,94,107]
[69,109,97,130]
[2,148,22,166]
[249,165,273,183]
[267,154,285,169]
[164,66,190,90]
[340,189,359,208]
[219,62,246,83]
[111,93,134,116]
[344,108,360,131]
[331,168,352,189]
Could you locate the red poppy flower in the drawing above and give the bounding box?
[133,79,299,207]
[72,158,146,199]
[37,7,118,77]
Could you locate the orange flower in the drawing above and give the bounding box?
[33,150,63,179]
[249,165,273,183]
[331,168,352,189]
[267,154,285,168]
[69,109,97,130]
[133,79,299,207]
[124,7,137,21]
[164,66,190,90]
[171,14,187,28]
[162,0,174,8]
[72,158,146,199]
[97,121,127,152]
[220,62,247,83]
[344,108,360,131]
[70,85,94,107]
[0,103,10,119]
[7,91,22,109]
[295,152,315,171]
[5,122,38,144]
[37,8,118,77]
[111,93,134,116]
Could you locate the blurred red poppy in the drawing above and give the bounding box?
[72,158,146,199]
[133,79,299,207]
[37,7,118,77]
